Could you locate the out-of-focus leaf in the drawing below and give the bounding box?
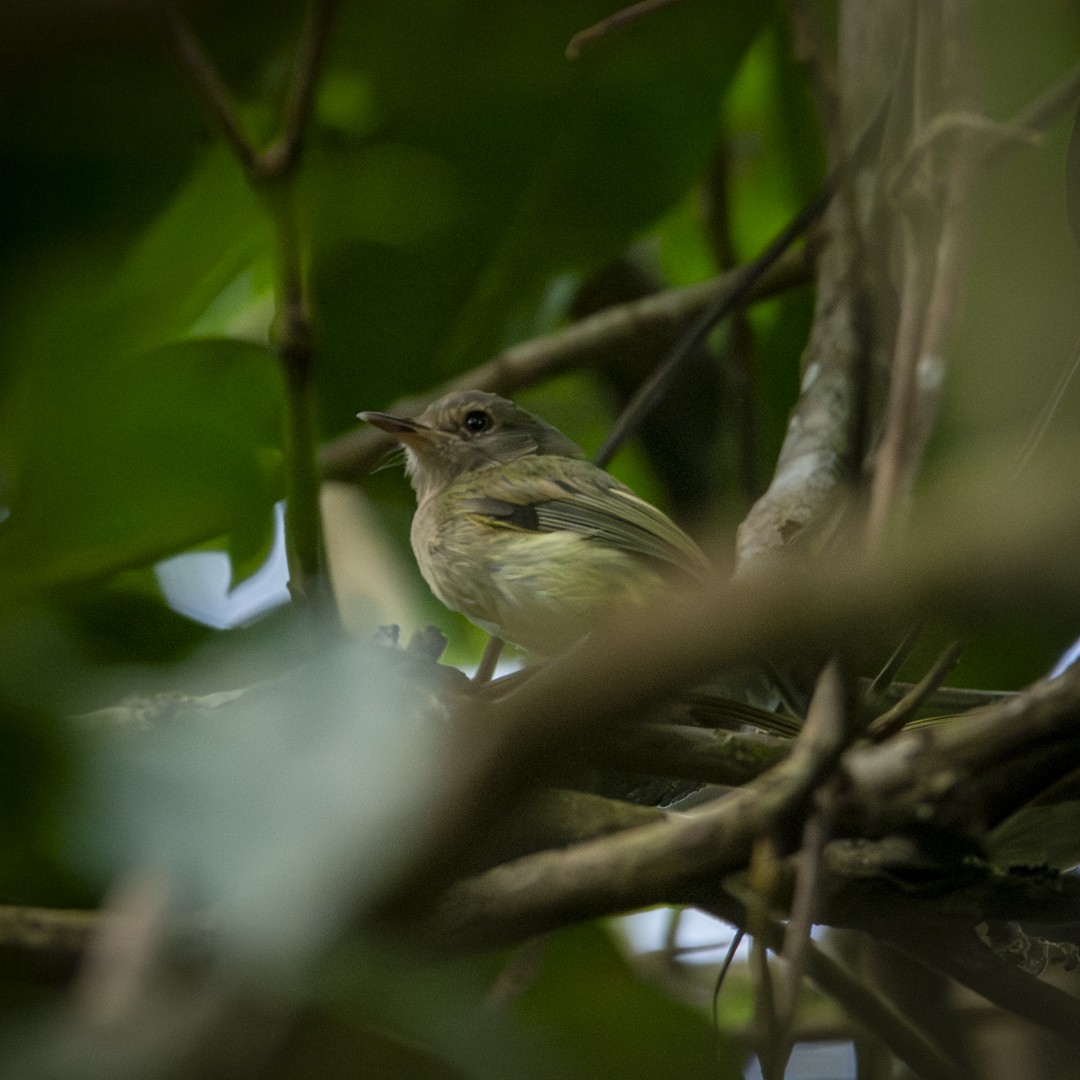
[725,25,823,261]
[515,924,742,1080]
[58,571,212,665]
[315,922,739,1080]
[71,639,443,968]
[265,1010,474,1080]
[112,147,273,353]
[0,4,203,266]
[310,0,774,432]
[316,945,551,1080]
[0,337,282,593]
[0,698,89,905]
[986,800,1080,870]
[225,501,281,588]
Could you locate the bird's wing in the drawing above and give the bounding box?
[461,460,711,577]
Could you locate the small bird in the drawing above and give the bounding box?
[359,390,712,656]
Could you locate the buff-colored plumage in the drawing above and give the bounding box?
[360,390,711,656]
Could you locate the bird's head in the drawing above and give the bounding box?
[359,390,583,500]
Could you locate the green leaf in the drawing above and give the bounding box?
[113,147,274,353]
[309,0,775,433]
[515,924,742,1080]
[71,640,444,966]
[58,570,213,665]
[0,698,90,905]
[0,337,283,593]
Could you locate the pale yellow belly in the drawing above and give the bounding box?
[411,508,665,655]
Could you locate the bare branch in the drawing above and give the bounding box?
[586,722,789,788]
[593,101,887,470]
[165,3,258,174]
[708,892,964,1080]
[386,663,852,937]
[380,471,1080,933]
[867,639,964,740]
[741,28,1080,568]
[260,0,341,178]
[321,246,814,481]
[566,0,685,59]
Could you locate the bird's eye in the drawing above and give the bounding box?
[462,410,492,434]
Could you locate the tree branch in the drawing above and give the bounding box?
[705,892,964,1080]
[169,1,339,608]
[378,478,1080,938]
[165,3,258,173]
[321,246,814,481]
[593,101,887,470]
[565,0,686,59]
[260,0,341,179]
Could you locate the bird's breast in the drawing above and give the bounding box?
[410,494,666,654]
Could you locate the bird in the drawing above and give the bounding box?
[359,389,712,657]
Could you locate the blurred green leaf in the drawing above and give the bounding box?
[311,0,774,432]
[515,923,741,1080]
[987,800,1080,870]
[0,337,282,593]
[71,639,442,966]
[58,571,213,665]
[0,699,89,905]
[1069,97,1080,249]
[315,922,739,1080]
[114,147,273,353]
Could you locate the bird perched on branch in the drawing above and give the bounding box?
[359,390,712,657]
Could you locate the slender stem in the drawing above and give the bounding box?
[775,805,827,1042]
[166,3,258,173]
[867,640,964,740]
[707,893,963,1080]
[702,140,764,503]
[473,637,505,684]
[864,623,925,705]
[260,0,341,179]
[264,183,326,604]
[868,42,1080,543]
[593,97,888,470]
[566,0,686,59]
[169,0,338,611]
[322,247,814,481]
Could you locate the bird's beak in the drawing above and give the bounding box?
[358,410,436,450]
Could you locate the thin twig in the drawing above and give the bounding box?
[867,639,964,740]
[711,927,745,1067]
[707,893,963,1080]
[864,623,924,705]
[1016,331,1080,476]
[985,56,1080,167]
[165,4,258,173]
[593,97,888,470]
[774,801,828,1063]
[702,140,764,503]
[868,45,1080,543]
[772,668,846,1072]
[261,0,341,178]
[713,928,745,1008]
[566,0,686,59]
[869,121,971,543]
[880,927,1080,1046]
[472,637,505,684]
[748,837,783,1079]
[322,246,814,481]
